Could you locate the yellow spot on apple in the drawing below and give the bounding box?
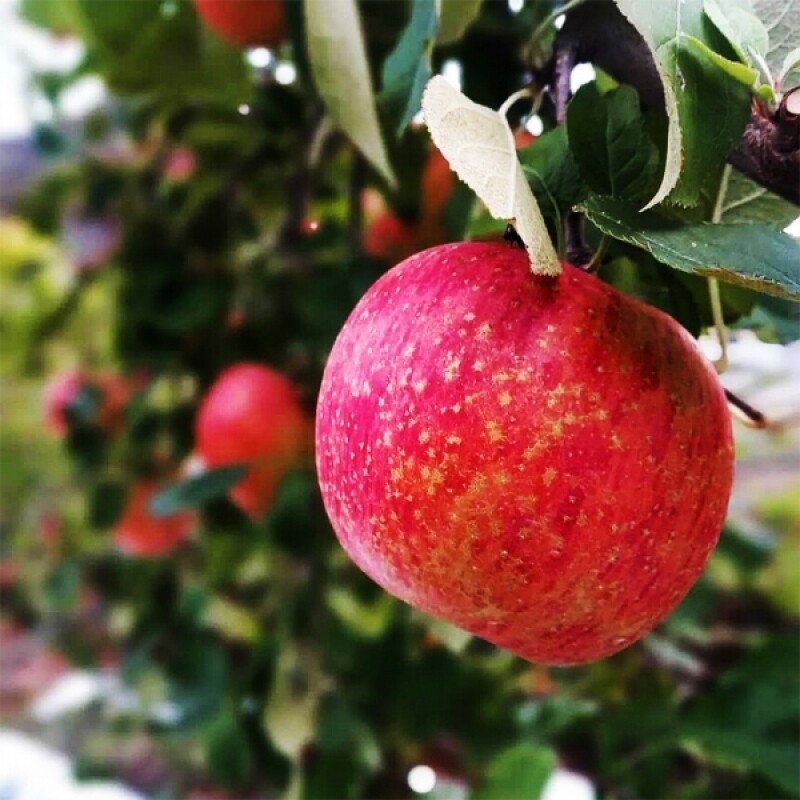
[476,322,492,340]
[485,420,503,443]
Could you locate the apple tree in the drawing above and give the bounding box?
[3,0,799,798]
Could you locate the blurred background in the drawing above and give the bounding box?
[1,0,798,798]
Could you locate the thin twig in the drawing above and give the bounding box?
[725,389,768,429]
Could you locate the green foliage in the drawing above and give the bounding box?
[5,0,799,797]
[566,83,660,202]
[472,744,555,800]
[379,0,439,135]
[585,195,800,299]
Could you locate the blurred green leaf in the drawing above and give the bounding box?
[471,743,555,800]
[437,0,482,44]
[150,465,248,516]
[262,642,322,760]
[88,479,126,528]
[205,705,253,791]
[326,587,396,639]
[379,0,438,135]
[682,635,800,794]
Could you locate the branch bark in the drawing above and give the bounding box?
[727,88,800,206]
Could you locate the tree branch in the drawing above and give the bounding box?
[727,88,800,206]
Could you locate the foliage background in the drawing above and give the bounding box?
[1,1,799,798]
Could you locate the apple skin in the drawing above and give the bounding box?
[195,364,310,519]
[316,241,734,665]
[193,0,285,48]
[113,480,195,557]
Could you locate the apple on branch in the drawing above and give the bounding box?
[195,364,311,520]
[193,0,285,48]
[315,78,734,666]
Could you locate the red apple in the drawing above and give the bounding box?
[315,241,734,665]
[195,364,310,519]
[113,480,195,557]
[193,0,285,48]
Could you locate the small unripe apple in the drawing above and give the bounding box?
[193,0,285,48]
[113,480,195,557]
[195,364,310,519]
[316,242,734,665]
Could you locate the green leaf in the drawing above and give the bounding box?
[614,0,753,207]
[204,706,253,792]
[149,465,248,517]
[326,587,396,639]
[779,45,800,83]
[304,0,396,187]
[734,294,800,343]
[585,195,800,299]
[71,0,250,104]
[566,83,659,201]
[20,0,83,34]
[89,479,126,529]
[380,0,439,136]
[518,126,586,223]
[437,0,482,44]
[262,643,322,759]
[719,167,800,228]
[681,635,800,795]
[703,0,769,66]
[684,34,759,85]
[471,743,555,800]
[753,0,800,85]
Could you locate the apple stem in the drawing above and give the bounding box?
[708,166,731,373]
[725,388,768,429]
[498,87,532,119]
[707,278,729,373]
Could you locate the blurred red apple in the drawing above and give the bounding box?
[363,213,419,263]
[195,364,310,519]
[43,370,133,436]
[113,480,195,557]
[316,241,734,665]
[193,0,285,48]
